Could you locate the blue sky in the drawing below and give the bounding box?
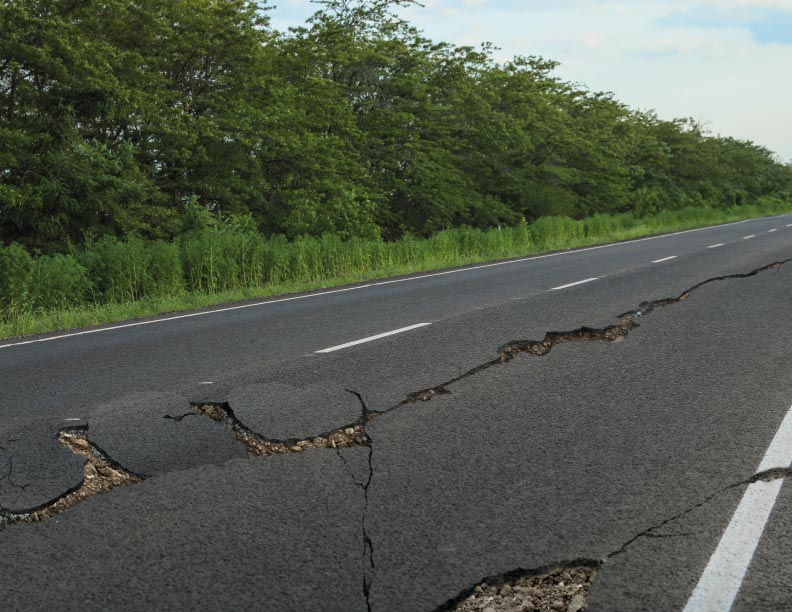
[268,0,792,161]
[659,5,792,45]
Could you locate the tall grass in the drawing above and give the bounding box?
[1,197,791,339]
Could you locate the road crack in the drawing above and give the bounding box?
[338,442,376,612]
[4,256,790,612]
[608,462,792,559]
[347,391,377,612]
[373,258,790,415]
[0,427,143,530]
[163,412,198,422]
[432,463,792,612]
[190,394,370,457]
[0,445,30,499]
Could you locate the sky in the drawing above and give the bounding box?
[267,0,792,162]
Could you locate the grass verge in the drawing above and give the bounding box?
[2,203,791,341]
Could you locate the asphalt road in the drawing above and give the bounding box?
[1,215,792,611]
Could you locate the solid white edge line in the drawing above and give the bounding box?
[683,403,792,612]
[651,256,678,263]
[549,278,598,291]
[0,216,774,350]
[315,323,431,354]
[707,244,724,249]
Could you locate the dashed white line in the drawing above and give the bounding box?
[652,256,678,263]
[198,381,214,385]
[787,224,792,228]
[743,235,755,239]
[549,278,599,291]
[683,402,792,612]
[707,244,724,249]
[768,229,777,233]
[315,323,431,354]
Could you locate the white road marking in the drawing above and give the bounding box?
[0,217,771,350]
[315,323,431,354]
[683,403,792,612]
[707,244,724,249]
[64,418,82,422]
[549,278,599,291]
[652,256,678,263]
[743,235,755,239]
[768,229,777,233]
[787,224,792,227]
[199,381,213,385]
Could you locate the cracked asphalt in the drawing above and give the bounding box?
[1,215,792,611]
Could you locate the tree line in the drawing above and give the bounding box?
[2,0,791,254]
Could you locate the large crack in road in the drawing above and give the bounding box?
[190,400,371,455]
[336,441,377,612]
[186,395,792,611]
[1,258,791,611]
[0,427,143,528]
[372,259,791,416]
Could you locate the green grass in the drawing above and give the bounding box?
[2,200,791,341]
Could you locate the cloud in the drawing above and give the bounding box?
[658,4,792,44]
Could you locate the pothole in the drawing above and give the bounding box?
[440,564,600,612]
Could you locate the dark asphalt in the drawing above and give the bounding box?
[1,214,792,610]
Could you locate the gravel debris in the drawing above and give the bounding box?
[191,402,369,456]
[451,565,598,612]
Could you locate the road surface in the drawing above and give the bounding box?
[1,215,792,611]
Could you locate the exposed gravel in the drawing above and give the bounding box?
[451,565,598,612]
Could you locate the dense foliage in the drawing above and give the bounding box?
[2,0,790,255]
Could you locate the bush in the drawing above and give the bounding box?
[78,236,151,302]
[146,240,185,297]
[0,243,33,309]
[530,216,584,247]
[613,213,638,230]
[755,196,789,216]
[287,234,323,281]
[257,234,291,285]
[583,214,619,238]
[28,255,92,311]
[180,228,241,293]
